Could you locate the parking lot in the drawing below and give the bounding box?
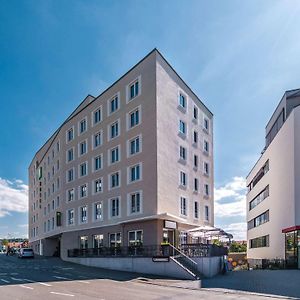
[0,253,299,299]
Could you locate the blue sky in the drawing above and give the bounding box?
[1,0,300,239]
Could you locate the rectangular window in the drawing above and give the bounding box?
[94,108,102,125]
[80,141,87,155]
[205,205,209,221]
[204,140,209,153]
[204,118,209,132]
[193,106,198,120]
[110,146,119,164]
[130,164,141,182]
[80,236,88,249]
[129,80,139,100]
[68,209,74,225]
[250,235,269,249]
[111,197,120,217]
[80,184,87,198]
[110,172,120,189]
[110,95,119,114]
[94,155,102,171]
[110,121,119,139]
[194,178,198,191]
[129,136,140,156]
[194,202,199,219]
[249,186,269,210]
[193,131,198,143]
[128,230,143,246]
[94,202,102,220]
[179,93,186,108]
[130,192,141,214]
[179,120,186,135]
[179,146,186,160]
[248,210,269,230]
[110,233,121,247]
[94,178,102,194]
[80,206,87,223]
[204,162,209,175]
[129,108,140,128]
[204,184,209,196]
[67,189,74,202]
[67,128,74,142]
[180,197,187,216]
[80,118,87,133]
[67,168,74,182]
[180,171,187,186]
[94,132,102,148]
[93,234,104,248]
[194,155,198,168]
[80,162,87,177]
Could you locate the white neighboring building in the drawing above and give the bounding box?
[246,89,300,269]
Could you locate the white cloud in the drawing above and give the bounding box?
[0,178,28,217]
[222,223,247,241]
[214,177,247,240]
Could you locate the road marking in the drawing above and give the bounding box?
[11,273,18,275]
[50,292,74,297]
[0,273,7,276]
[61,267,73,270]
[20,285,34,290]
[0,279,9,283]
[53,276,70,280]
[23,279,52,287]
[10,277,23,281]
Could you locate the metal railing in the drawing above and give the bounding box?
[179,243,228,257]
[68,245,164,258]
[68,243,228,259]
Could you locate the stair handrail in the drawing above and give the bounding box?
[168,243,197,266]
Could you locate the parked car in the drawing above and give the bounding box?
[18,248,34,259]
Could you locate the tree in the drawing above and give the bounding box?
[1,239,8,246]
[229,241,247,253]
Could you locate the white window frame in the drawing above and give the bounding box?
[78,161,88,178]
[92,130,103,150]
[78,205,88,224]
[66,188,75,202]
[127,134,142,158]
[107,118,120,141]
[108,171,121,190]
[179,120,186,137]
[203,116,210,133]
[78,117,88,135]
[93,201,103,222]
[93,177,103,195]
[78,139,88,157]
[205,205,209,221]
[66,126,75,143]
[194,201,199,219]
[127,162,142,184]
[66,208,75,226]
[127,105,141,130]
[107,93,120,116]
[79,183,88,199]
[66,147,75,163]
[179,171,187,187]
[108,145,121,166]
[178,90,187,111]
[66,167,75,183]
[203,139,209,154]
[127,190,143,216]
[126,75,141,103]
[92,105,102,127]
[204,183,210,197]
[93,154,103,172]
[180,196,188,217]
[203,161,209,176]
[109,196,121,219]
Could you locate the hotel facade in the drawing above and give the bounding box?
[28,49,214,260]
[246,89,300,268]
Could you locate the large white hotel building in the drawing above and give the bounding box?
[28,49,214,259]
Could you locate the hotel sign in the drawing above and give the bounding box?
[152,256,170,262]
[164,220,177,229]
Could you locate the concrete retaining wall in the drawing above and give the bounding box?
[64,256,195,280]
[193,256,222,277]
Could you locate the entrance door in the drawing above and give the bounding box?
[163,229,174,245]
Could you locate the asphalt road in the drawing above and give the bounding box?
[0,254,290,300]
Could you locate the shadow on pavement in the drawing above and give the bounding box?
[202,269,300,299]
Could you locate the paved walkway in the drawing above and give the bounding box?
[202,269,300,299]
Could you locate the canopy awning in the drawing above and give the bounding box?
[187,225,233,240]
